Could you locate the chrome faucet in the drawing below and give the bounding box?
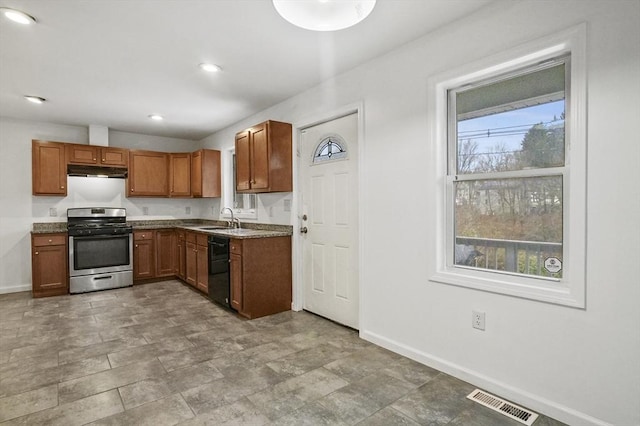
[220,207,235,228]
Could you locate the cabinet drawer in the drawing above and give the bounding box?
[230,239,242,255]
[196,234,208,246]
[134,231,154,241]
[33,234,66,246]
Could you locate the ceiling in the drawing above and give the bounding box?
[0,0,493,140]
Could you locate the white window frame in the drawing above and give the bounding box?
[428,25,587,308]
[221,148,257,220]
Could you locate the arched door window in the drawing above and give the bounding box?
[313,134,348,164]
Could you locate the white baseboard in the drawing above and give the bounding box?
[0,284,31,295]
[359,329,610,426]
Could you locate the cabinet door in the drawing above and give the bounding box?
[32,140,67,195]
[32,241,68,298]
[196,244,208,294]
[250,122,270,191]
[100,147,128,166]
[155,230,176,277]
[230,252,243,311]
[67,144,98,165]
[177,234,186,279]
[192,149,221,198]
[169,153,191,197]
[235,130,251,191]
[134,235,155,280]
[128,150,169,196]
[191,151,203,197]
[185,241,198,287]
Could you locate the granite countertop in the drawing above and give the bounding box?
[32,219,293,239]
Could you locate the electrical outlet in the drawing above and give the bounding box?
[185,206,191,215]
[284,199,291,212]
[49,207,57,217]
[472,311,486,331]
[142,207,149,215]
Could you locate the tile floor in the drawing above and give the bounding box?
[0,280,566,425]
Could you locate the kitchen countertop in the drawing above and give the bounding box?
[32,219,293,239]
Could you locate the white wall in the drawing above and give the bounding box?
[201,1,640,424]
[0,117,217,293]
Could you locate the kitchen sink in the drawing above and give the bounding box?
[215,228,263,235]
[197,226,228,230]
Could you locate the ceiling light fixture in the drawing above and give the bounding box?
[24,96,46,104]
[148,114,163,121]
[272,0,376,32]
[0,7,37,25]
[199,63,222,73]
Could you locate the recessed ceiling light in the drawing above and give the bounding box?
[0,7,37,25]
[25,96,46,104]
[199,63,222,73]
[148,114,164,121]
[272,0,376,31]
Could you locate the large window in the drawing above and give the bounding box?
[429,26,586,307]
[450,59,567,280]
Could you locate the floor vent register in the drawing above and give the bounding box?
[467,389,539,426]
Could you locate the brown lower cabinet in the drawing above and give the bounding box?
[185,232,208,294]
[131,228,292,320]
[176,230,186,280]
[229,236,291,319]
[133,231,155,280]
[31,233,68,298]
[134,229,178,282]
[155,229,177,277]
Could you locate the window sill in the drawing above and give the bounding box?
[429,268,584,308]
[222,209,257,220]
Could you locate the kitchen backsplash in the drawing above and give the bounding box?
[32,176,293,225]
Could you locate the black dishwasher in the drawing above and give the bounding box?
[207,236,233,310]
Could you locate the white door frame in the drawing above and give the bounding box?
[291,101,365,329]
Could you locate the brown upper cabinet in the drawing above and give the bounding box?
[66,144,128,167]
[235,120,292,193]
[169,153,191,197]
[32,140,67,196]
[128,150,169,197]
[32,139,220,199]
[191,149,221,198]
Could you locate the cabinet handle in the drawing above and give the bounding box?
[48,239,52,243]
[102,158,105,162]
[35,251,39,255]
[135,244,138,248]
[61,186,64,189]
[93,158,96,161]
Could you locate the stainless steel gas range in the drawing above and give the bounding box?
[67,207,133,294]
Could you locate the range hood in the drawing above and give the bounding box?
[66,124,127,178]
[67,164,128,178]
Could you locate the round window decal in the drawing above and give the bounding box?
[313,134,348,163]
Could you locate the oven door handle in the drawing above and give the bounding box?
[93,275,113,281]
[71,233,131,239]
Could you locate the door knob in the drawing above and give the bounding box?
[300,227,308,234]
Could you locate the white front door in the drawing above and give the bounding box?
[300,113,359,329]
